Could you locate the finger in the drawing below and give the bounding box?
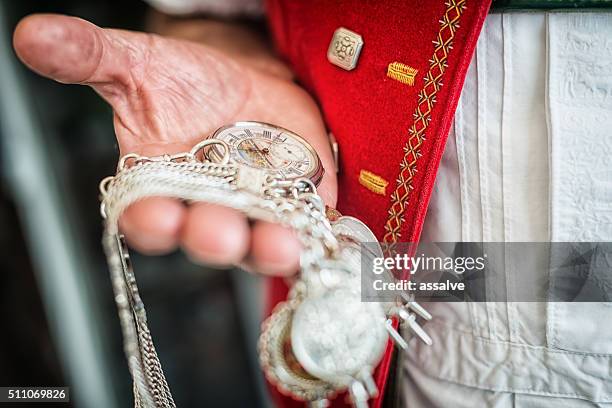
[119,198,186,254]
[247,221,301,277]
[14,14,126,85]
[181,203,249,267]
[12,14,226,151]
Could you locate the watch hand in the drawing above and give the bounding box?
[241,139,274,168]
[254,140,272,154]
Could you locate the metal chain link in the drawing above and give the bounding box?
[100,149,342,407]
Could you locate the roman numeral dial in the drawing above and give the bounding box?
[208,121,324,186]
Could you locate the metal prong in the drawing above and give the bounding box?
[385,319,408,350]
[398,309,433,345]
[400,293,432,320]
[349,381,369,408]
[309,399,330,408]
[407,301,432,321]
[357,367,378,398]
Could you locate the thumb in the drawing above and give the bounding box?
[13,14,139,88]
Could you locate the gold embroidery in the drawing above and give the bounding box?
[387,62,418,86]
[383,0,466,244]
[359,170,389,195]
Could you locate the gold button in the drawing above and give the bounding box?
[387,62,418,86]
[359,169,388,195]
[327,27,363,71]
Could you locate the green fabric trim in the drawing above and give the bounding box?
[493,0,612,9]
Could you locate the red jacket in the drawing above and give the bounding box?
[263,1,491,406]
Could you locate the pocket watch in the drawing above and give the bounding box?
[207,121,324,186]
[98,120,434,408]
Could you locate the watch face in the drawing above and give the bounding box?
[209,122,324,185]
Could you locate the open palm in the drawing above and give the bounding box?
[13,14,337,275]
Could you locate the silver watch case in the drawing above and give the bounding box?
[207,121,325,187]
[290,289,388,387]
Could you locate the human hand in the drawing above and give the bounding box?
[13,14,337,276]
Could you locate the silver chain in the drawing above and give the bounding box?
[99,139,432,407]
[99,144,341,407]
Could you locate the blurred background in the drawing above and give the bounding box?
[0,1,269,407]
[3,1,611,408]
